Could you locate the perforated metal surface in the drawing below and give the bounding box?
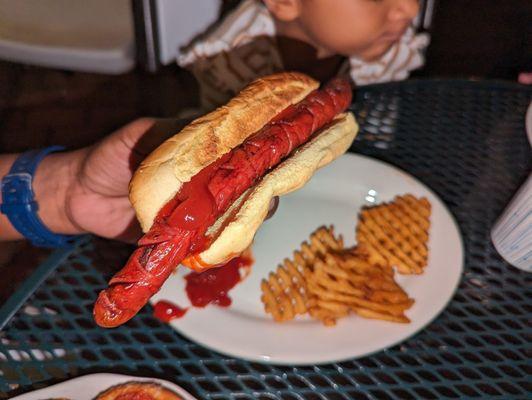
[1,80,531,399]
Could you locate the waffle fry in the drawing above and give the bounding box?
[261,226,413,326]
[261,193,430,326]
[356,194,431,274]
[261,259,308,322]
[305,248,413,325]
[260,226,343,322]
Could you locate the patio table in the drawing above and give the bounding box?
[1,79,530,399]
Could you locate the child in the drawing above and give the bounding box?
[178,0,429,110]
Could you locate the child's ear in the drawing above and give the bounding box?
[263,0,302,22]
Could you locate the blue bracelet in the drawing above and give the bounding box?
[1,146,79,248]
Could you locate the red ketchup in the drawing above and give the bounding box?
[185,255,253,307]
[153,300,188,322]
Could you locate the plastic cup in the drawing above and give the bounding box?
[491,173,532,272]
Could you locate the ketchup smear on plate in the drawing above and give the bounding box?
[153,300,188,323]
[185,254,253,307]
[153,254,253,322]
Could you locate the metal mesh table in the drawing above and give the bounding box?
[1,80,531,399]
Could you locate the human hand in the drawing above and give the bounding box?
[518,72,532,85]
[67,118,195,242]
[36,118,279,243]
[33,118,187,242]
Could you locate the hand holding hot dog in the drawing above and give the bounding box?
[60,118,281,245]
[62,119,193,243]
[0,118,190,242]
[93,73,358,328]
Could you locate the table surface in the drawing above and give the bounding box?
[0,79,531,400]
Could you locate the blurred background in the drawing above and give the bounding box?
[0,0,530,273]
[0,0,530,150]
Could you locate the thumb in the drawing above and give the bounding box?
[126,117,193,171]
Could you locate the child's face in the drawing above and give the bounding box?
[288,0,420,60]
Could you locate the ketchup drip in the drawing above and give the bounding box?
[153,255,252,323]
[185,255,253,307]
[94,78,352,328]
[153,300,188,322]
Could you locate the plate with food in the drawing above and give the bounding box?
[10,373,197,400]
[150,153,463,364]
[91,73,463,365]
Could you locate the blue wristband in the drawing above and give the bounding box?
[1,146,78,248]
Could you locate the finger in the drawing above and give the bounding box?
[265,196,280,220]
[126,117,194,170]
[518,72,532,85]
[135,118,193,155]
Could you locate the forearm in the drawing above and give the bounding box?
[0,151,85,241]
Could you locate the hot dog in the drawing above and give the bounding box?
[93,73,358,328]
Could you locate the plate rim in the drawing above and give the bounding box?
[9,372,198,400]
[158,153,465,365]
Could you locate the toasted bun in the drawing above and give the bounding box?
[130,72,319,232]
[184,112,358,268]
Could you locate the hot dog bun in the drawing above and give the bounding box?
[185,112,358,268]
[130,72,319,232]
[130,72,358,268]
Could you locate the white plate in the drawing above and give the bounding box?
[11,373,197,400]
[151,153,464,365]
